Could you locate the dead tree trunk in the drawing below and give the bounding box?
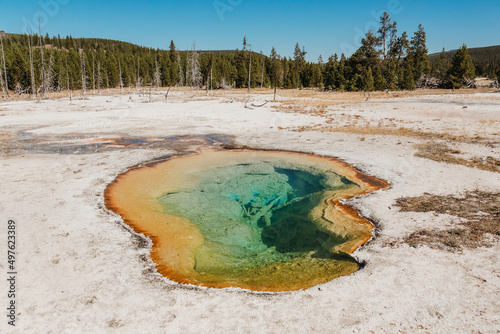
[176,50,183,87]
[0,39,5,99]
[0,64,5,99]
[260,53,264,89]
[0,34,9,98]
[66,58,72,102]
[165,86,171,102]
[118,58,123,94]
[154,58,161,91]
[28,32,36,100]
[248,50,252,93]
[38,11,46,98]
[97,58,101,95]
[186,46,201,88]
[80,50,87,96]
[45,50,54,96]
[106,72,109,93]
[92,51,95,95]
[136,56,142,95]
[57,63,63,94]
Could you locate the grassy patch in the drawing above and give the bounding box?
[394,191,500,251]
[297,125,495,146]
[415,142,500,173]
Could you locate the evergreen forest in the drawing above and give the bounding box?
[0,12,498,98]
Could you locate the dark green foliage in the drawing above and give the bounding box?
[323,55,338,90]
[410,24,430,81]
[363,67,374,91]
[373,66,386,91]
[430,45,500,79]
[402,56,416,90]
[447,44,475,88]
[292,43,307,88]
[432,48,451,82]
[270,47,282,88]
[0,23,490,95]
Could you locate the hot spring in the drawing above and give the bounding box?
[105,149,387,291]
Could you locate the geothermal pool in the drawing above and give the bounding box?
[105,150,387,291]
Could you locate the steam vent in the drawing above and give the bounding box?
[105,150,388,292]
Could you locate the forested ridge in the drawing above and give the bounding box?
[429,45,500,79]
[0,12,498,98]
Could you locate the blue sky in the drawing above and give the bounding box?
[0,0,498,61]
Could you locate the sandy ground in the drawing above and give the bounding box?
[0,89,499,333]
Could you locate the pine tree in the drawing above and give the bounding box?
[402,54,416,90]
[410,24,430,81]
[311,56,323,89]
[432,48,450,82]
[323,55,338,90]
[234,48,248,88]
[355,31,382,69]
[374,66,386,90]
[347,75,360,91]
[390,32,409,62]
[293,43,306,88]
[270,47,282,100]
[378,12,397,60]
[447,44,475,88]
[364,67,374,91]
[8,45,28,94]
[336,54,347,90]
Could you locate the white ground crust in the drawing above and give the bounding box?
[0,91,499,333]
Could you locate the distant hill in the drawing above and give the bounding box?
[430,45,500,61]
[430,45,500,77]
[4,32,262,57]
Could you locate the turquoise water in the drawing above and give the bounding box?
[158,161,355,275]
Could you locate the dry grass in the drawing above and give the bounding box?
[2,86,498,102]
[297,125,495,146]
[0,86,208,102]
[271,101,334,115]
[267,87,499,100]
[415,142,500,173]
[394,191,500,251]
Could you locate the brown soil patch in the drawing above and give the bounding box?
[394,191,500,251]
[298,125,496,146]
[415,142,500,173]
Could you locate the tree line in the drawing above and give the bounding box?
[0,12,496,99]
[431,45,500,81]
